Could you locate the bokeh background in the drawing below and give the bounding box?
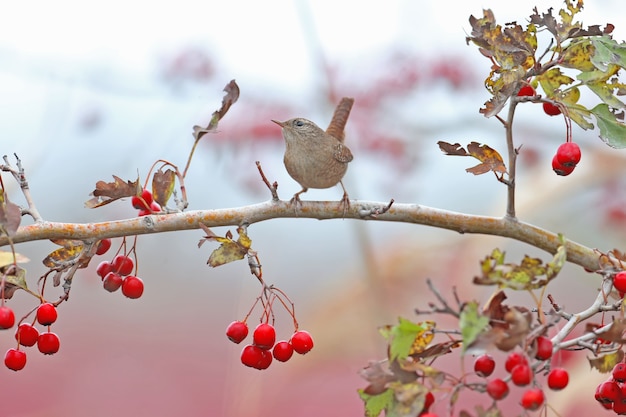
[2,1,626,416]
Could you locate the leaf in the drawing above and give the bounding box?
[590,36,626,72]
[589,349,624,373]
[85,175,141,208]
[193,79,240,141]
[387,381,431,417]
[591,104,626,148]
[0,197,21,237]
[358,388,394,417]
[359,361,397,395]
[380,318,434,361]
[0,250,29,267]
[201,225,252,267]
[438,141,506,176]
[2,269,27,300]
[152,168,176,207]
[459,301,489,353]
[42,240,85,268]
[537,68,574,97]
[473,237,567,290]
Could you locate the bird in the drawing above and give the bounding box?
[272,102,354,211]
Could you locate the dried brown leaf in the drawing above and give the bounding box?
[152,168,176,207]
[193,79,240,140]
[0,198,21,236]
[86,175,140,208]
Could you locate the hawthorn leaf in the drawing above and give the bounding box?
[86,175,141,208]
[358,388,394,417]
[43,240,85,268]
[460,301,489,353]
[381,318,434,361]
[592,104,626,148]
[590,36,626,72]
[438,141,506,176]
[560,39,596,72]
[152,168,176,207]
[201,225,252,267]
[1,265,28,299]
[589,349,624,373]
[193,79,240,141]
[0,250,29,267]
[0,197,21,236]
[359,361,396,396]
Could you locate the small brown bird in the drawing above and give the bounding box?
[272,112,353,208]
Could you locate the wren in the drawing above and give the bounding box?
[272,104,354,209]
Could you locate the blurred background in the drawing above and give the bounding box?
[2,1,626,416]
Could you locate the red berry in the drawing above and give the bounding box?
[95,238,112,255]
[543,102,562,116]
[552,154,575,176]
[555,142,581,167]
[595,380,621,403]
[36,303,58,326]
[547,368,569,390]
[291,330,314,354]
[614,400,626,414]
[253,323,276,350]
[226,321,249,344]
[4,348,26,371]
[272,341,294,362]
[424,391,435,411]
[614,271,626,294]
[37,332,60,355]
[534,336,553,361]
[520,388,545,411]
[257,349,273,370]
[511,364,532,386]
[0,306,15,329]
[132,189,153,210]
[103,272,123,292]
[15,323,39,347]
[486,378,509,400]
[138,202,161,216]
[112,255,134,276]
[474,354,495,377]
[504,352,527,373]
[96,261,114,279]
[241,344,264,369]
[121,276,144,299]
[517,84,535,97]
[613,362,626,382]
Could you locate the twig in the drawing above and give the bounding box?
[255,161,279,201]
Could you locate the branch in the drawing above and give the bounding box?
[1,199,599,271]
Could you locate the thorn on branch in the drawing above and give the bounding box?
[358,199,394,218]
[255,161,279,201]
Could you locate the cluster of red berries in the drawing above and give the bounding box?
[552,142,581,176]
[132,189,161,216]
[95,239,144,299]
[2,302,61,371]
[473,335,569,411]
[517,84,562,117]
[595,362,626,414]
[226,321,313,370]
[516,83,583,177]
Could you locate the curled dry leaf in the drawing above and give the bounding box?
[438,141,507,176]
[193,79,240,141]
[85,175,141,208]
[198,224,252,267]
[0,197,21,236]
[152,168,176,207]
[589,349,624,373]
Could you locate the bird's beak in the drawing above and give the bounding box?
[271,119,285,127]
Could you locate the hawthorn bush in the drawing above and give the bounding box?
[2,1,626,416]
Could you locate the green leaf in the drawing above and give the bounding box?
[459,301,489,353]
[358,388,394,417]
[591,104,626,148]
[591,36,626,72]
[565,102,594,130]
[387,317,429,361]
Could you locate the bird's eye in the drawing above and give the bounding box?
[294,120,304,127]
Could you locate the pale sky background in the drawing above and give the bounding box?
[1,2,626,416]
